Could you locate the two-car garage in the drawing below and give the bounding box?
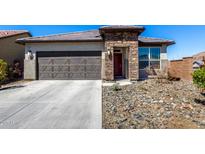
[37,51,102,80]
[17,30,105,80]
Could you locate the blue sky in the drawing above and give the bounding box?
[0,25,205,60]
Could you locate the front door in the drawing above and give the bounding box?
[114,53,122,77]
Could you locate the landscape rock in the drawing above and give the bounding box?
[103,79,205,129]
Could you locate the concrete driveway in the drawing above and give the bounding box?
[0,80,102,129]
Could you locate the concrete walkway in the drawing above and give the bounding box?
[103,79,133,86]
[0,80,102,129]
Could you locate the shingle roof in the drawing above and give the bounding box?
[193,60,204,66]
[16,29,174,45]
[16,30,102,43]
[0,30,30,39]
[138,36,175,45]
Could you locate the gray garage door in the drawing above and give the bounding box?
[37,51,101,80]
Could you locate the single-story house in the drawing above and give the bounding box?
[193,60,204,69]
[0,30,31,66]
[16,25,175,80]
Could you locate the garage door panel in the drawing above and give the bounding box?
[86,65,101,71]
[39,73,53,79]
[38,59,53,65]
[53,58,70,65]
[70,58,85,64]
[52,73,69,79]
[86,57,101,64]
[53,66,69,72]
[70,65,85,72]
[39,66,53,72]
[70,73,85,79]
[86,73,101,79]
[37,51,101,80]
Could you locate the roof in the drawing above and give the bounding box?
[100,25,144,29]
[0,30,31,39]
[193,60,204,65]
[99,25,145,34]
[138,36,175,45]
[16,30,102,44]
[16,29,174,45]
[193,60,204,68]
[100,25,144,30]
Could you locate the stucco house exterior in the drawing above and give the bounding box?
[16,26,175,80]
[0,30,31,66]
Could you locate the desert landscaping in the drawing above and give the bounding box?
[103,79,205,129]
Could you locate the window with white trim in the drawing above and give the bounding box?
[139,47,160,69]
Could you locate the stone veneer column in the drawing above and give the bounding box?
[128,41,138,80]
[104,34,139,81]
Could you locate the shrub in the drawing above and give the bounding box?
[111,83,121,91]
[193,66,205,90]
[0,59,8,86]
[12,59,22,78]
[7,60,22,80]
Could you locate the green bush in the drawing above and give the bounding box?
[0,59,8,85]
[111,83,121,91]
[193,67,205,90]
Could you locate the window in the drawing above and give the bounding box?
[139,47,160,69]
[150,48,160,59]
[139,61,149,69]
[139,48,149,60]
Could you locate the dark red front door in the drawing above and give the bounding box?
[114,53,122,77]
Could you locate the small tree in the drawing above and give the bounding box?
[0,59,8,87]
[193,66,205,92]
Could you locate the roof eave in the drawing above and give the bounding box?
[99,27,145,35]
[0,32,31,40]
[16,39,103,45]
[139,40,175,46]
[17,39,175,46]
[167,41,176,45]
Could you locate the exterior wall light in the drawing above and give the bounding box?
[28,50,34,60]
[107,49,111,56]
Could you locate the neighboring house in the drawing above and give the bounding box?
[193,60,204,69]
[0,30,31,66]
[16,26,175,80]
[169,52,205,80]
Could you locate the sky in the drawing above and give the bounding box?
[0,25,205,60]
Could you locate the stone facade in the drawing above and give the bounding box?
[20,26,173,81]
[103,32,139,81]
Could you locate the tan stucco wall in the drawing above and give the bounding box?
[24,59,36,80]
[160,45,168,70]
[25,42,104,56]
[24,42,105,79]
[0,33,30,66]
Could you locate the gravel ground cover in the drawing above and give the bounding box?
[103,79,205,129]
